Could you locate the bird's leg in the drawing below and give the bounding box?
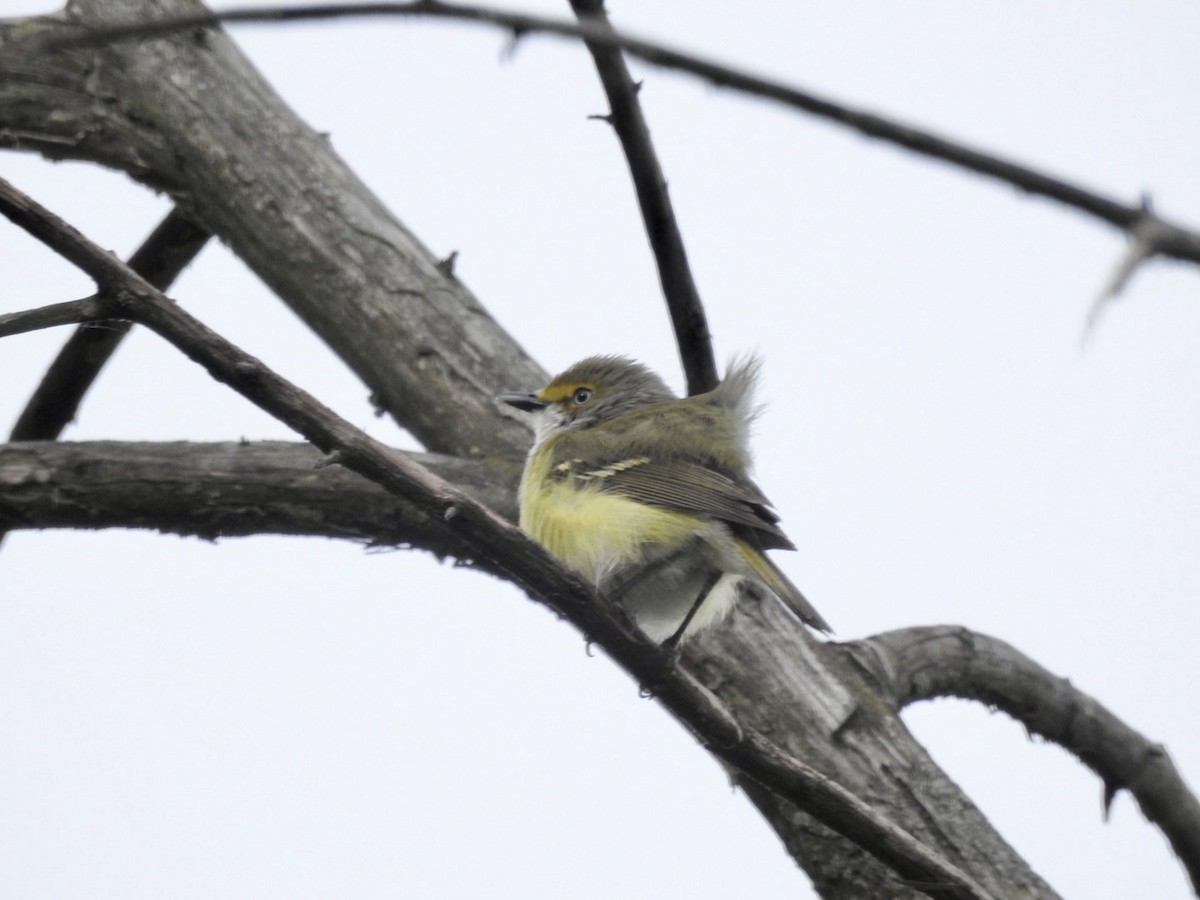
[662,570,722,659]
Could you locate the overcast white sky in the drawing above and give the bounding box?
[2,1,1198,897]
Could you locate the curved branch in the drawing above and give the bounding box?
[852,625,1200,895]
[568,0,717,394]
[0,174,1004,900]
[38,1,1200,267]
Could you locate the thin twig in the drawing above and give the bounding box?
[0,205,208,544]
[852,625,1200,895]
[568,0,717,395]
[0,174,994,900]
[1083,199,1167,343]
[1,205,207,551]
[40,1,1200,267]
[9,207,210,441]
[0,296,110,338]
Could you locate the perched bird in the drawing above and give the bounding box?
[499,355,829,645]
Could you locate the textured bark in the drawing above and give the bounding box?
[855,625,1200,894]
[0,0,543,458]
[0,440,519,553]
[0,3,1071,897]
[687,604,1056,899]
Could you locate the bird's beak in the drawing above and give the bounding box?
[498,390,548,412]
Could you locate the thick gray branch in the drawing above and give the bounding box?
[0,440,518,556]
[853,625,1200,895]
[0,0,543,457]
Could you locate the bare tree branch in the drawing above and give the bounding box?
[0,172,1008,900]
[0,297,108,338]
[0,208,210,549]
[10,207,210,442]
[850,625,1200,894]
[40,1,1200,269]
[4,5,546,460]
[568,0,717,394]
[1084,200,1167,342]
[0,6,1083,892]
[0,440,518,550]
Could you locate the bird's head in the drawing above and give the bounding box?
[499,355,675,445]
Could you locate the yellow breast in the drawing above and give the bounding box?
[519,447,698,585]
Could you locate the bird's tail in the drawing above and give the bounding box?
[737,541,832,633]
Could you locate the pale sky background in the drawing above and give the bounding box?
[2,1,1198,897]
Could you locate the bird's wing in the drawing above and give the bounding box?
[556,455,796,551]
[545,406,829,631]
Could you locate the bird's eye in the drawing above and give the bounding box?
[572,387,593,404]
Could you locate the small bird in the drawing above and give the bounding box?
[499,355,829,645]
